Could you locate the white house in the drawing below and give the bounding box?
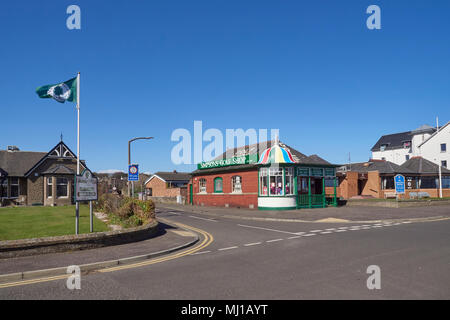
[371,122,449,167]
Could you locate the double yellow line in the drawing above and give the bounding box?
[0,219,213,289]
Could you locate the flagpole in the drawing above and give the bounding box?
[75,72,80,235]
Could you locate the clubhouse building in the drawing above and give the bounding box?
[188,140,339,210]
[0,141,90,206]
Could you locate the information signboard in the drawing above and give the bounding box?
[75,169,98,202]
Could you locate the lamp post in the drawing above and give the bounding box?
[128,137,153,197]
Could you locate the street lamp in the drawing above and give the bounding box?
[128,137,154,197]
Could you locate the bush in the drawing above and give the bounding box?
[94,194,155,228]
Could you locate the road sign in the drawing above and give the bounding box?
[394,174,405,194]
[128,164,139,181]
[75,169,98,201]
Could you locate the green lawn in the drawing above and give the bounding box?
[0,205,109,241]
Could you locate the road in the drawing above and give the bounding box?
[0,206,449,299]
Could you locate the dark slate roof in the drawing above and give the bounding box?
[338,160,414,175]
[192,140,334,175]
[400,157,450,174]
[154,171,191,182]
[42,165,75,175]
[371,125,437,152]
[370,131,412,152]
[0,151,47,177]
[217,140,331,165]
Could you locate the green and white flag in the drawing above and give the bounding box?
[36,77,77,103]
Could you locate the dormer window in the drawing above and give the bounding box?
[380,144,388,151]
[403,141,411,149]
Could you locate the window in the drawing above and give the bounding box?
[214,177,223,193]
[441,143,447,152]
[298,177,308,194]
[380,144,388,151]
[56,177,68,198]
[0,179,7,198]
[442,177,450,189]
[405,155,410,161]
[382,177,395,190]
[325,178,335,187]
[47,177,53,198]
[259,168,268,196]
[381,157,386,161]
[403,141,411,149]
[269,167,283,196]
[285,168,294,195]
[442,160,448,168]
[231,176,242,193]
[198,178,206,193]
[10,177,19,198]
[420,177,437,189]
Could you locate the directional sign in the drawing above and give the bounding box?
[128,164,139,181]
[394,174,405,194]
[75,169,98,201]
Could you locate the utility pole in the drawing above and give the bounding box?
[128,137,154,197]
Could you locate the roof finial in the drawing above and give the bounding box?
[60,133,63,142]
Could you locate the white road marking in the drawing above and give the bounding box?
[266,239,283,243]
[402,221,412,224]
[310,230,322,233]
[325,228,336,231]
[287,236,301,239]
[372,225,383,228]
[237,224,303,235]
[320,231,333,234]
[335,229,347,232]
[188,215,217,222]
[218,246,238,251]
[244,242,262,246]
[338,227,349,229]
[302,233,316,237]
[191,251,211,255]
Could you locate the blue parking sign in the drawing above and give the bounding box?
[394,174,405,194]
[128,164,139,181]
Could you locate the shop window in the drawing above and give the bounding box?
[269,167,283,196]
[0,179,7,198]
[324,178,335,187]
[442,177,450,189]
[56,177,68,198]
[214,177,223,193]
[442,160,447,168]
[259,168,268,196]
[441,143,447,152]
[231,176,242,193]
[382,177,395,190]
[198,179,207,193]
[420,177,437,189]
[47,177,53,198]
[10,177,19,198]
[285,168,294,195]
[298,177,308,194]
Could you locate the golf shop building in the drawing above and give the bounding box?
[0,140,90,206]
[188,140,339,210]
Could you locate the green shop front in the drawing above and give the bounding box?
[191,141,339,210]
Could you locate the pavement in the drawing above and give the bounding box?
[158,202,450,223]
[0,221,196,275]
[0,205,449,299]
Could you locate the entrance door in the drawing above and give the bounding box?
[189,184,193,205]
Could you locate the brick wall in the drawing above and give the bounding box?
[145,177,183,197]
[191,169,258,208]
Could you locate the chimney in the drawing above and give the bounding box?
[7,146,20,152]
[173,170,177,174]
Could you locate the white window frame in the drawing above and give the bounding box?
[198,178,207,193]
[231,175,242,194]
[47,177,53,198]
[285,168,294,195]
[441,143,447,153]
[56,177,68,198]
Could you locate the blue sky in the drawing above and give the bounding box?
[1,0,449,174]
